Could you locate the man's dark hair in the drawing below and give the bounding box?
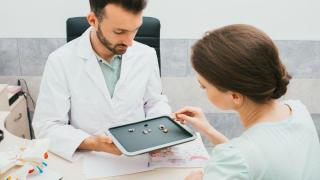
[89,0,147,20]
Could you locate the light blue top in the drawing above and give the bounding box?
[204,100,320,180]
[96,54,122,97]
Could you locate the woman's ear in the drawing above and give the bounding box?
[87,12,98,30]
[230,92,244,107]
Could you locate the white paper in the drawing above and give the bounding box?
[83,152,153,179]
[82,133,209,179]
[149,133,210,168]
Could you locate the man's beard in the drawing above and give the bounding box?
[96,24,128,55]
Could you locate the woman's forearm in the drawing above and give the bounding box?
[203,126,229,145]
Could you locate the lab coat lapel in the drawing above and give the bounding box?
[84,57,112,101]
[115,46,134,90]
[76,28,112,103]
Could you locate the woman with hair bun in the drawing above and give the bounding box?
[175,24,320,180]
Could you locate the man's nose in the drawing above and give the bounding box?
[122,33,135,46]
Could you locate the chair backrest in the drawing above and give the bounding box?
[66,16,161,72]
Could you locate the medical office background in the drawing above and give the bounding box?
[0,0,319,149]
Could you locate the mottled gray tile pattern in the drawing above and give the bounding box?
[186,39,197,76]
[312,114,320,139]
[275,41,320,78]
[1,38,320,78]
[38,39,66,60]
[162,39,320,78]
[200,113,243,149]
[18,38,65,76]
[160,39,189,77]
[0,39,20,75]
[282,79,320,113]
[18,39,44,76]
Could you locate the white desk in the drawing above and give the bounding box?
[0,110,198,180]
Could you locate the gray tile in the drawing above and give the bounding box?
[206,113,244,139]
[311,114,320,140]
[186,61,196,77]
[186,39,198,76]
[18,38,65,76]
[5,38,320,78]
[0,39,21,75]
[282,79,320,114]
[196,113,243,150]
[18,39,45,76]
[160,40,320,78]
[275,40,320,78]
[38,38,65,60]
[160,39,189,77]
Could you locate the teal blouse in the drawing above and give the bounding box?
[204,100,320,180]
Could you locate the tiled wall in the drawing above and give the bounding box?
[0,38,65,76]
[0,38,320,150]
[1,39,320,78]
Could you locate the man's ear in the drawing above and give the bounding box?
[87,12,98,30]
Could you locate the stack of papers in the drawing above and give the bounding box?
[83,133,209,179]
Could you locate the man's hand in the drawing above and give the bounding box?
[79,134,122,155]
[149,147,172,157]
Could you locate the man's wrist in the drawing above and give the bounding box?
[79,136,96,151]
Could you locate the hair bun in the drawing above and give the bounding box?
[271,74,291,99]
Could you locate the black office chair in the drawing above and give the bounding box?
[66,16,161,73]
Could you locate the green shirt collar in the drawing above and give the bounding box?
[95,54,122,67]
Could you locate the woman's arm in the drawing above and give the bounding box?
[203,126,229,145]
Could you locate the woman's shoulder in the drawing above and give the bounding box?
[283,99,310,117]
[283,99,315,128]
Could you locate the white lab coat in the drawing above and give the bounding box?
[32,28,171,161]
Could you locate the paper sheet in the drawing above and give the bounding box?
[83,152,153,179]
[149,133,210,168]
[82,133,209,179]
